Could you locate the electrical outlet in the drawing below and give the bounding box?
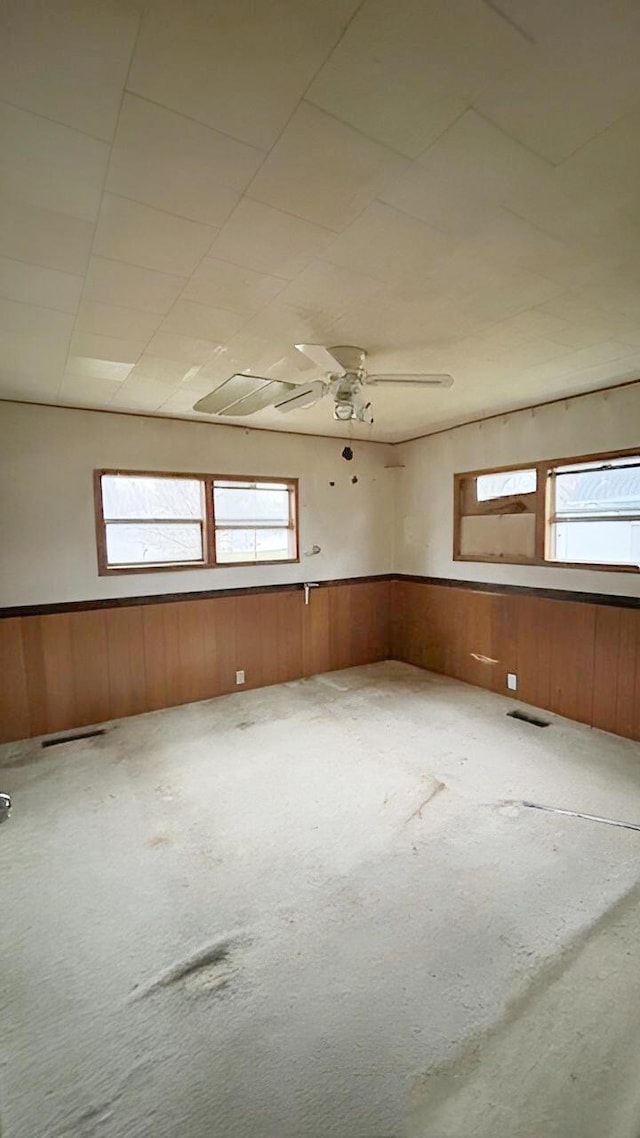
[236,669,245,685]
[507,672,517,691]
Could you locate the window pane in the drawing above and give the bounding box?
[105,522,203,565]
[550,520,640,565]
[216,527,292,563]
[213,483,290,524]
[102,475,202,520]
[476,469,536,501]
[554,460,640,518]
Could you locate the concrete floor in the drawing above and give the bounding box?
[1,661,640,1138]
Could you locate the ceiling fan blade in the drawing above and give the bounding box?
[295,343,346,376]
[275,380,326,414]
[366,373,454,388]
[193,374,297,415]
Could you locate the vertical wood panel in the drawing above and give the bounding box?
[615,610,639,740]
[0,619,30,743]
[591,608,621,735]
[201,596,237,698]
[302,587,331,677]
[106,607,147,720]
[20,617,48,736]
[142,604,170,712]
[69,609,110,727]
[40,614,76,733]
[174,601,208,705]
[235,593,265,690]
[328,585,352,671]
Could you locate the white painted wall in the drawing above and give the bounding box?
[0,402,395,606]
[395,383,640,598]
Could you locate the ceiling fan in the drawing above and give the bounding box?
[193,344,453,424]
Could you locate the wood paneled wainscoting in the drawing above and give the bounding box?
[391,577,640,742]
[0,578,391,744]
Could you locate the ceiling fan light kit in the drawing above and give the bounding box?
[193,343,453,424]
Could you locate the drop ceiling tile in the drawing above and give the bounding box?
[106,95,263,227]
[182,257,286,316]
[111,375,183,409]
[0,197,94,275]
[83,257,185,315]
[0,103,109,224]
[0,297,75,340]
[65,356,135,381]
[307,0,528,157]
[277,261,385,329]
[145,332,222,364]
[211,201,335,282]
[380,161,501,238]
[475,7,640,162]
[128,0,359,150]
[249,103,408,230]
[0,330,69,380]
[417,111,551,201]
[320,202,454,285]
[75,300,163,342]
[159,300,245,342]
[59,373,124,405]
[127,355,198,384]
[93,195,218,276]
[0,257,83,314]
[70,330,146,365]
[0,0,139,140]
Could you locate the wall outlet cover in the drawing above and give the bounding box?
[236,669,245,685]
[507,672,517,691]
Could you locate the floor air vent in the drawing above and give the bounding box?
[507,710,550,728]
[42,728,107,748]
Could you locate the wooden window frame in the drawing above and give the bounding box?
[453,446,639,574]
[94,469,299,575]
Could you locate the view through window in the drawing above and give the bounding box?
[96,471,298,573]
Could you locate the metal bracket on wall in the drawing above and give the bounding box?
[303,582,320,606]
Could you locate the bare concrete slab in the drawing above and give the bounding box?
[1,662,639,1138]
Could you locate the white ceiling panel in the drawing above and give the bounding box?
[83,257,185,315]
[0,258,82,314]
[211,200,336,281]
[69,330,146,366]
[182,258,286,317]
[159,300,245,342]
[127,0,360,150]
[93,195,218,276]
[249,103,408,231]
[320,202,453,285]
[106,95,263,228]
[306,0,528,157]
[475,4,640,162]
[1,103,109,223]
[144,333,223,366]
[75,300,164,343]
[0,197,94,276]
[1,0,640,439]
[0,0,139,141]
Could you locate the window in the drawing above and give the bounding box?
[95,470,298,573]
[548,456,640,567]
[454,448,639,573]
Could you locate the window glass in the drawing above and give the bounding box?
[549,455,640,565]
[213,482,290,525]
[101,475,202,520]
[476,469,536,501]
[215,527,293,563]
[105,522,203,565]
